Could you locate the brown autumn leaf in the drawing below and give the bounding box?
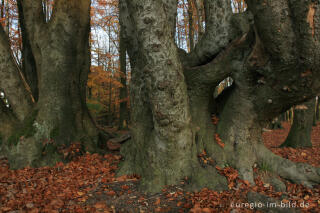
[202,208,212,213]
[28,208,40,213]
[106,190,116,196]
[214,134,225,148]
[154,197,161,205]
[155,207,162,212]
[121,185,129,190]
[94,202,107,209]
[177,201,183,207]
[211,115,219,125]
[49,199,64,208]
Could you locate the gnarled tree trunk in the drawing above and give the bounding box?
[118,23,129,130]
[118,0,320,193]
[0,0,103,169]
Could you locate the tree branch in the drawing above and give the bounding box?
[182,0,234,67]
[243,0,320,119]
[50,0,91,30]
[18,0,45,40]
[185,33,250,89]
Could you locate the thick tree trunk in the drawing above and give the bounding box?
[1,0,103,169]
[0,25,32,121]
[118,0,197,193]
[0,99,16,140]
[280,99,315,148]
[118,0,320,193]
[17,0,38,101]
[216,85,319,187]
[118,23,129,129]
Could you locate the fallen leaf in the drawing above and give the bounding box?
[154,198,161,205]
[94,202,106,209]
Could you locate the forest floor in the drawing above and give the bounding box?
[0,122,320,213]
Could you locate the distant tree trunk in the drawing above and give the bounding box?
[194,0,204,39]
[0,0,104,169]
[118,21,128,129]
[280,99,315,148]
[187,0,194,52]
[269,117,283,129]
[0,0,4,18]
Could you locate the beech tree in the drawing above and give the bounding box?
[0,0,102,169]
[118,0,320,192]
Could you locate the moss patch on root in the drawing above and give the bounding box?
[7,110,38,146]
[50,126,60,140]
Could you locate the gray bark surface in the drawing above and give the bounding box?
[0,0,102,169]
[118,0,320,192]
[281,99,315,148]
[0,25,32,121]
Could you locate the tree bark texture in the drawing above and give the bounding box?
[0,0,102,169]
[0,25,32,121]
[118,21,129,130]
[281,99,315,148]
[119,0,320,193]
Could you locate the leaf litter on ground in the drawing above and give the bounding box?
[0,122,319,212]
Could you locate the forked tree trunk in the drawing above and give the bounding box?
[280,99,315,148]
[118,0,320,193]
[17,0,38,101]
[0,0,102,169]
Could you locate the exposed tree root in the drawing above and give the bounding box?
[188,166,228,192]
[256,144,320,188]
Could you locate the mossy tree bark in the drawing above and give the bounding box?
[0,25,33,122]
[118,22,129,130]
[0,0,103,169]
[17,0,38,102]
[118,0,320,193]
[281,99,315,148]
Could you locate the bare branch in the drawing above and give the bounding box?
[183,0,234,67]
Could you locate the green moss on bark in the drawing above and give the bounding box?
[50,126,60,140]
[7,110,38,146]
